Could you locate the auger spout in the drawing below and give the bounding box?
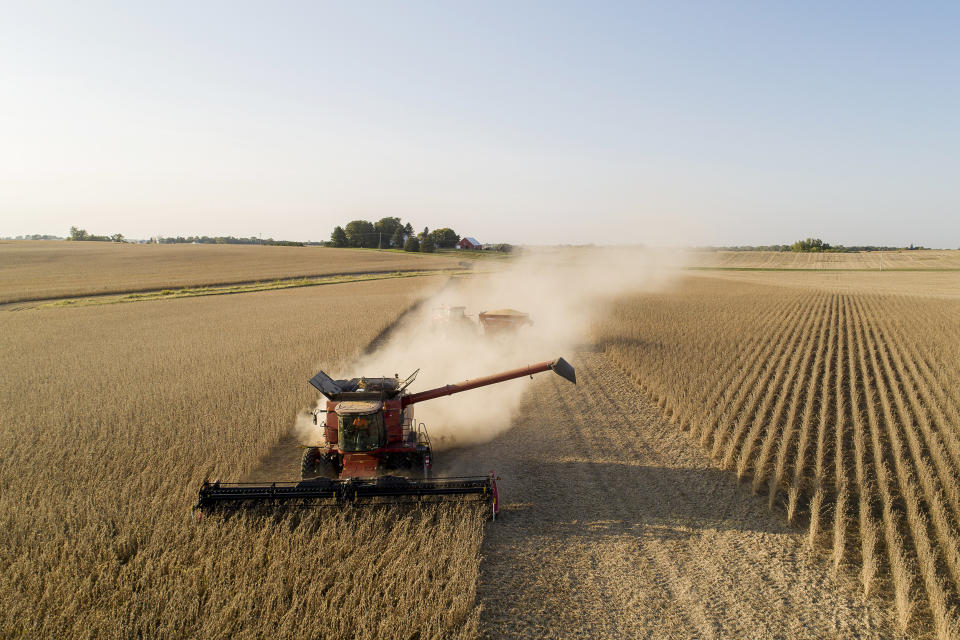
[401,357,576,408]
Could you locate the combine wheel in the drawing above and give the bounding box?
[301,447,326,480]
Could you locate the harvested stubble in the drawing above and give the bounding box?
[689,248,960,270]
[0,240,461,303]
[0,276,485,639]
[596,276,960,639]
[695,268,960,299]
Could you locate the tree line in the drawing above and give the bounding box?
[329,218,460,253]
[789,238,926,253]
[68,227,126,243]
[67,227,307,246]
[698,238,927,253]
[155,235,304,246]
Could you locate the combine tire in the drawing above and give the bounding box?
[301,447,325,480]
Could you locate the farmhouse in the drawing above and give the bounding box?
[457,237,481,250]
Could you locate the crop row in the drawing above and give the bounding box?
[597,277,960,638]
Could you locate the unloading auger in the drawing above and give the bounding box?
[195,358,576,519]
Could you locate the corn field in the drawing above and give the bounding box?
[598,276,960,638]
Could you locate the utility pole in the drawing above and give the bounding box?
[378,232,382,250]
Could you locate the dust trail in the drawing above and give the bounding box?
[302,246,686,449]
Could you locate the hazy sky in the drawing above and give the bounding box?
[2,2,958,246]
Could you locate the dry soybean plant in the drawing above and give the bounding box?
[0,277,486,639]
[596,276,960,639]
[689,248,960,270]
[0,241,460,303]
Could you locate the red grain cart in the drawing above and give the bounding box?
[478,308,533,334]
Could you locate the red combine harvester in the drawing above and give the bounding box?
[196,358,576,518]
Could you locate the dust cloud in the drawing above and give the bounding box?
[294,409,322,448]
[304,246,686,449]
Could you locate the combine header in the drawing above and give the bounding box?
[195,358,576,518]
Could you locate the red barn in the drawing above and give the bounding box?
[457,237,481,250]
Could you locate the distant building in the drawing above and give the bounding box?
[457,237,481,250]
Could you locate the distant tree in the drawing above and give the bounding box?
[68,226,111,241]
[330,226,348,247]
[391,226,406,249]
[433,228,459,248]
[420,233,436,253]
[374,217,403,248]
[403,222,414,237]
[345,220,376,248]
[403,236,420,252]
[160,234,301,246]
[790,237,831,252]
[110,233,125,243]
[18,234,62,240]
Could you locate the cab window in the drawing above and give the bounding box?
[338,413,385,452]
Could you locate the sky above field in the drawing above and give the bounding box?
[1,2,958,247]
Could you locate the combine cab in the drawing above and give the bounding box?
[196,358,576,518]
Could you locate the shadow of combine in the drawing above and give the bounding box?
[437,452,798,539]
